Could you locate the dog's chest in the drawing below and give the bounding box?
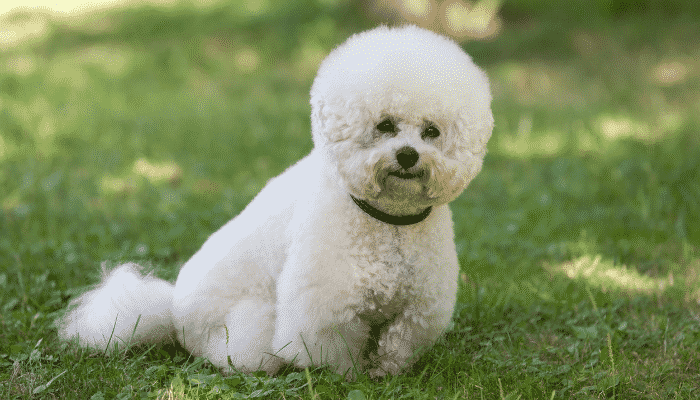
[347,225,425,325]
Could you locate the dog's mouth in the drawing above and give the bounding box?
[388,170,424,180]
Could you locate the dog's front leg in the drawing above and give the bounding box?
[370,300,453,377]
[272,264,371,377]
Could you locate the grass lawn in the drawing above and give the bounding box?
[1,1,699,399]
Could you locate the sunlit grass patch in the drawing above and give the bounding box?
[596,114,653,141]
[132,158,182,185]
[100,174,138,195]
[651,59,691,86]
[553,255,673,294]
[0,12,51,49]
[497,118,566,158]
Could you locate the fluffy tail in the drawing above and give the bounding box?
[58,263,175,351]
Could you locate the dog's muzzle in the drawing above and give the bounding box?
[388,146,426,180]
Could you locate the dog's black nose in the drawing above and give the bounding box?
[396,146,419,169]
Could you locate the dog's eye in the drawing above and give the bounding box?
[376,119,396,133]
[423,125,440,139]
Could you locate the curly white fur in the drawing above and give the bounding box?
[57,25,493,378]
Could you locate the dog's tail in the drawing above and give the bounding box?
[58,263,175,351]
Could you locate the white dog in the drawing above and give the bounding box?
[58,25,493,378]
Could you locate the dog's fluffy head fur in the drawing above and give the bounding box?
[310,25,493,215]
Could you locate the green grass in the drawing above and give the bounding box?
[1,1,700,399]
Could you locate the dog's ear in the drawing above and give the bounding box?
[310,96,367,146]
[468,109,494,158]
[449,107,494,161]
[310,98,324,147]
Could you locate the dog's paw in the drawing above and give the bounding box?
[368,367,386,379]
[368,359,402,379]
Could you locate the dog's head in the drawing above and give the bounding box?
[310,25,493,216]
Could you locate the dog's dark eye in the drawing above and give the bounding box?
[376,119,396,133]
[423,124,440,139]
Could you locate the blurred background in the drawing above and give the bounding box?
[2,3,700,396]
[1,0,699,298]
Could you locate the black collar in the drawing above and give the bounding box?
[350,195,432,226]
